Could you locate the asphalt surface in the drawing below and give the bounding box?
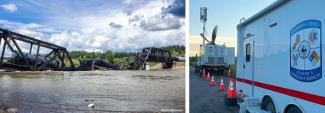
[190,66,239,113]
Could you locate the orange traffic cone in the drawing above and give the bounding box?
[227,69,231,77]
[210,76,215,86]
[225,78,237,106]
[206,72,211,81]
[219,77,224,91]
[227,78,235,98]
[202,69,206,78]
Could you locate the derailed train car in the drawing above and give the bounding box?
[8,52,60,69]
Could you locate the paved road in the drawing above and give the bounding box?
[190,66,239,113]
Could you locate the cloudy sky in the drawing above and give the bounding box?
[0,0,185,53]
[189,0,275,56]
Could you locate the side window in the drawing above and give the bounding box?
[246,44,251,62]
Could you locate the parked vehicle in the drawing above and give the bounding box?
[198,41,235,75]
[197,7,235,75]
[236,1,325,113]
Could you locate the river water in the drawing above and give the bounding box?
[0,69,185,112]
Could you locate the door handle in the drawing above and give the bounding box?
[243,64,245,69]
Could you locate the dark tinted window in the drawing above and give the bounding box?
[246,44,251,62]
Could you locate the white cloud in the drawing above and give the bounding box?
[140,14,182,31]
[0,20,45,40]
[47,24,184,52]
[1,3,17,13]
[122,0,133,5]
[0,0,184,53]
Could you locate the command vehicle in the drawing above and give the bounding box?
[236,1,325,113]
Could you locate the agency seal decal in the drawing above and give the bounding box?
[290,19,322,82]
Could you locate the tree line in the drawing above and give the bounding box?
[68,45,185,61]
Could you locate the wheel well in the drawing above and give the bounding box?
[261,95,277,112]
[261,95,272,103]
[284,104,303,113]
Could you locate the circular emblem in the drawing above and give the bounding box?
[297,40,310,59]
[290,19,322,82]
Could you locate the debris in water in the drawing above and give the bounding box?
[88,103,94,108]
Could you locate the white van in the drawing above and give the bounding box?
[236,0,325,113]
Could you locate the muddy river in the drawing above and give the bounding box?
[0,69,185,112]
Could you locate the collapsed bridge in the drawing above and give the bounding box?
[0,28,183,71]
[0,28,75,71]
[127,47,182,70]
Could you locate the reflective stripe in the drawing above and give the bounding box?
[237,77,325,106]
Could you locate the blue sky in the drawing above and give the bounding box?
[0,0,185,53]
[189,0,276,56]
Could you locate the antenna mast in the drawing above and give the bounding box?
[200,7,207,45]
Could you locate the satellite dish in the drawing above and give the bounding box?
[211,25,218,45]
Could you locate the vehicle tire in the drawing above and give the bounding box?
[286,106,302,113]
[261,97,276,113]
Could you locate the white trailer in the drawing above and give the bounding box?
[199,44,226,66]
[236,1,325,113]
[198,44,235,74]
[197,25,235,74]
